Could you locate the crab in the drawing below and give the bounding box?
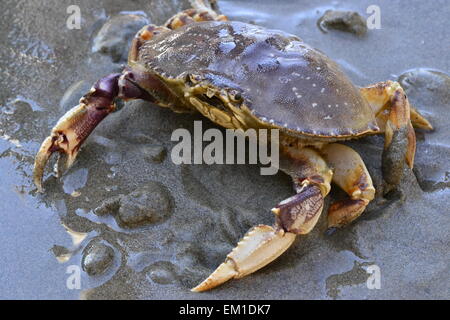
[33,1,433,292]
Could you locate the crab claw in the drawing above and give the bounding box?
[191,225,296,292]
[33,73,124,192]
[34,103,93,192]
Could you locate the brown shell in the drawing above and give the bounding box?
[136,21,379,137]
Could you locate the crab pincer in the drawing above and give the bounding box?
[33,71,154,192]
[33,74,121,191]
[191,225,296,292]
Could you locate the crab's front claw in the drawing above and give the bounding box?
[33,74,122,192]
[191,225,296,292]
[33,103,104,191]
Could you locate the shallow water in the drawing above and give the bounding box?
[0,0,449,299]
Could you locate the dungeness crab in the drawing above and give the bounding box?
[33,1,432,291]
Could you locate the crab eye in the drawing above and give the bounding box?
[229,90,242,102]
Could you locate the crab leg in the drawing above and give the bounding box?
[33,70,155,192]
[321,143,375,229]
[192,145,333,292]
[164,1,227,31]
[410,105,433,131]
[360,81,432,192]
